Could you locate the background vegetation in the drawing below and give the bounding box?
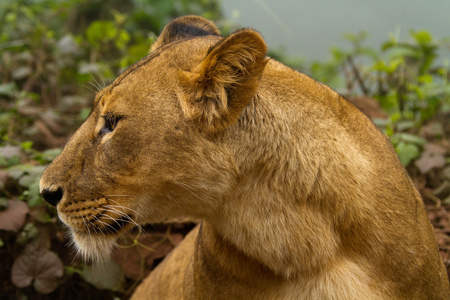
[1,0,449,299]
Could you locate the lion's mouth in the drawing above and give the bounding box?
[101,214,134,234]
[58,197,137,236]
[55,197,140,262]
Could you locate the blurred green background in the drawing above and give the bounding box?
[0,0,449,299]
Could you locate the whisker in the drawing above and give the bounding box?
[67,231,81,264]
[101,212,127,230]
[175,180,203,202]
[88,80,101,93]
[106,198,146,221]
[103,205,137,223]
[81,215,91,237]
[100,73,107,90]
[81,83,98,94]
[102,205,144,233]
[90,210,113,235]
[98,219,118,234]
[88,71,102,92]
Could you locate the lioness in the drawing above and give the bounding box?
[40,16,449,299]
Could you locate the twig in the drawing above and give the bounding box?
[423,189,442,207]
[346,56,369,95]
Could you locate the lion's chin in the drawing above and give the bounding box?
[70,230,117,263]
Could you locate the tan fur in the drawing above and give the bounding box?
[40,16,449,299]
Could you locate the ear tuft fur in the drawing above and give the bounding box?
[151,15,221,52]
[179,29,268,132]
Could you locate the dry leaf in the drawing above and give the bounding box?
[11,241,63,294]
[414,143,446,174]
[0,200,29,232]
[113,232,183,280]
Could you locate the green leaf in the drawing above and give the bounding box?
[114,30,130,50]
[411,30,432,45]
[64,266,82,276]
[16,223,39,245]
[418,74,433,84]
[358,47,379,60]
[330,47,347,62]
[21,141,33,151]
[86,20,117,47]
[112,10,127,25]
[81,260,124,292]
[0,82,17,97]
[372,57,403,74]
[18,165,46,188]
[387,47,420,60]
[395,142,420,166]
[398,133,426,146]
[390,133,425,146]
[35,148,62,163]
[7,166,29,180]
[27,180,43,207]
[395,121,416,132]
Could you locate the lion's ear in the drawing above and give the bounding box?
[179,29,268,133]
[151,15,221,52]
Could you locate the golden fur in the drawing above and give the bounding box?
[40,16,449,299]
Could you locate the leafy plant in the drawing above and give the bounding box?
[0,1,222,299]
[306,30,450,167]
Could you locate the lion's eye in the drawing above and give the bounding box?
[100,114,122,136]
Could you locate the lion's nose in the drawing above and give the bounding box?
[41,187,64,207]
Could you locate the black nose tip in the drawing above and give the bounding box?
[41,187,63,207]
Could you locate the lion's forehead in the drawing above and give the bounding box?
[93,37,220,113]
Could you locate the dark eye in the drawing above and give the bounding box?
[100,114,122,136]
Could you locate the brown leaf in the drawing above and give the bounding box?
[0,145,22,159]
[113,232,183,280]
[420,122,444,138]
[415,143,446,174]
[424,143,447,154]
[0,200,29,232]
[11,241,63,294]
[0,170,8,185]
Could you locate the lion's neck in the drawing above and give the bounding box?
[191,221,308,299]
[195,221,382,299]
[210,174,340,278]
[210,96,337,277]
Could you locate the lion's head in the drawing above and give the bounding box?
[40,16,268,261]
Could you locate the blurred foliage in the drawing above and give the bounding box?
[0,0,223,148]
[1,0,450,298]
[0,0,221,299]
[299,30,450,167]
